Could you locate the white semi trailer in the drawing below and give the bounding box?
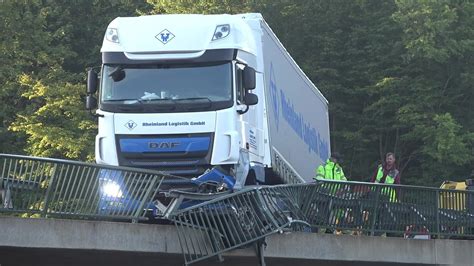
[86,13,330,188]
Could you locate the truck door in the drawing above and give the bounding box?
[236,63,265,160]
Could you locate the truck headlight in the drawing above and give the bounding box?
[212,24,230,41]
[101,180,123,198]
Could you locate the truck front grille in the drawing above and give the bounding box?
[116,133,213,177]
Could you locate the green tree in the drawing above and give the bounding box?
[359,0,474,185]
[1,0,152,160]
[0,1,55,154]
[260,1,406,180]
[147,0,256,14]
[10,70,96,159]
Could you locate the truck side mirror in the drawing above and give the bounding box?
[87,70,98,94]
[244,93,258,106]
[237,93,258,114]
[86,95,97,110]
[242,67,256,90]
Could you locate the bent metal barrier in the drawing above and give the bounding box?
[0,153,166,222]
[164,181,474,265]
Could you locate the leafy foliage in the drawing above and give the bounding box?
[147,0,256,14]
[0,0,151,160]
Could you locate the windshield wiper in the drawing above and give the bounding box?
[142,98,177,103]
[173,97,213,111]
[174,97,212,103]
[104,99,137,102]
[145,98,174,101]
[104,98,177,105]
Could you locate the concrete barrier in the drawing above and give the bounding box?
[0,217,472,265]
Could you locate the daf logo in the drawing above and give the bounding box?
[149,142,180,149]
[155,29,175,44]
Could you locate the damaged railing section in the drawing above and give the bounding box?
[165,184,317,265]
[166,181,474,265]
[0,154,165,221]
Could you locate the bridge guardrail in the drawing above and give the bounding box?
[0,154,165,222]
[166,181,474,265]
[1,154,472,265]
[309,180,474,238]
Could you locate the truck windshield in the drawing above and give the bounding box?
[100,62,233,112]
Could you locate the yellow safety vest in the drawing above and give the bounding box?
[374,166,398,202]
[314,160,346,181]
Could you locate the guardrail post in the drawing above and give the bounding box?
[132,175,160,222]
[42,164,58,217]
[435,190,440,238]
[370,186,380,236]
[255,187,280,229]
[256,238,266,266]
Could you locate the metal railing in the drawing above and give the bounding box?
[1,154,472,265]
[167,186,304,265]
[271,148,305,184]
[307,180,474,238]
[165,180,474,265]
[0,154,166,222]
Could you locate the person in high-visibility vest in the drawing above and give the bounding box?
[370,152,400,201]
[314,152,349,234]
[314,152,347,181]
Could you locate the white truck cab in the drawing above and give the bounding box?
[86,13,330,186]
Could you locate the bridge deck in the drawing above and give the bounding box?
[0,216,472,265]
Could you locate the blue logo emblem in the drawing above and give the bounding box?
[125,120,137,130]
[155,29,175,44]
[269,64,280,130]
